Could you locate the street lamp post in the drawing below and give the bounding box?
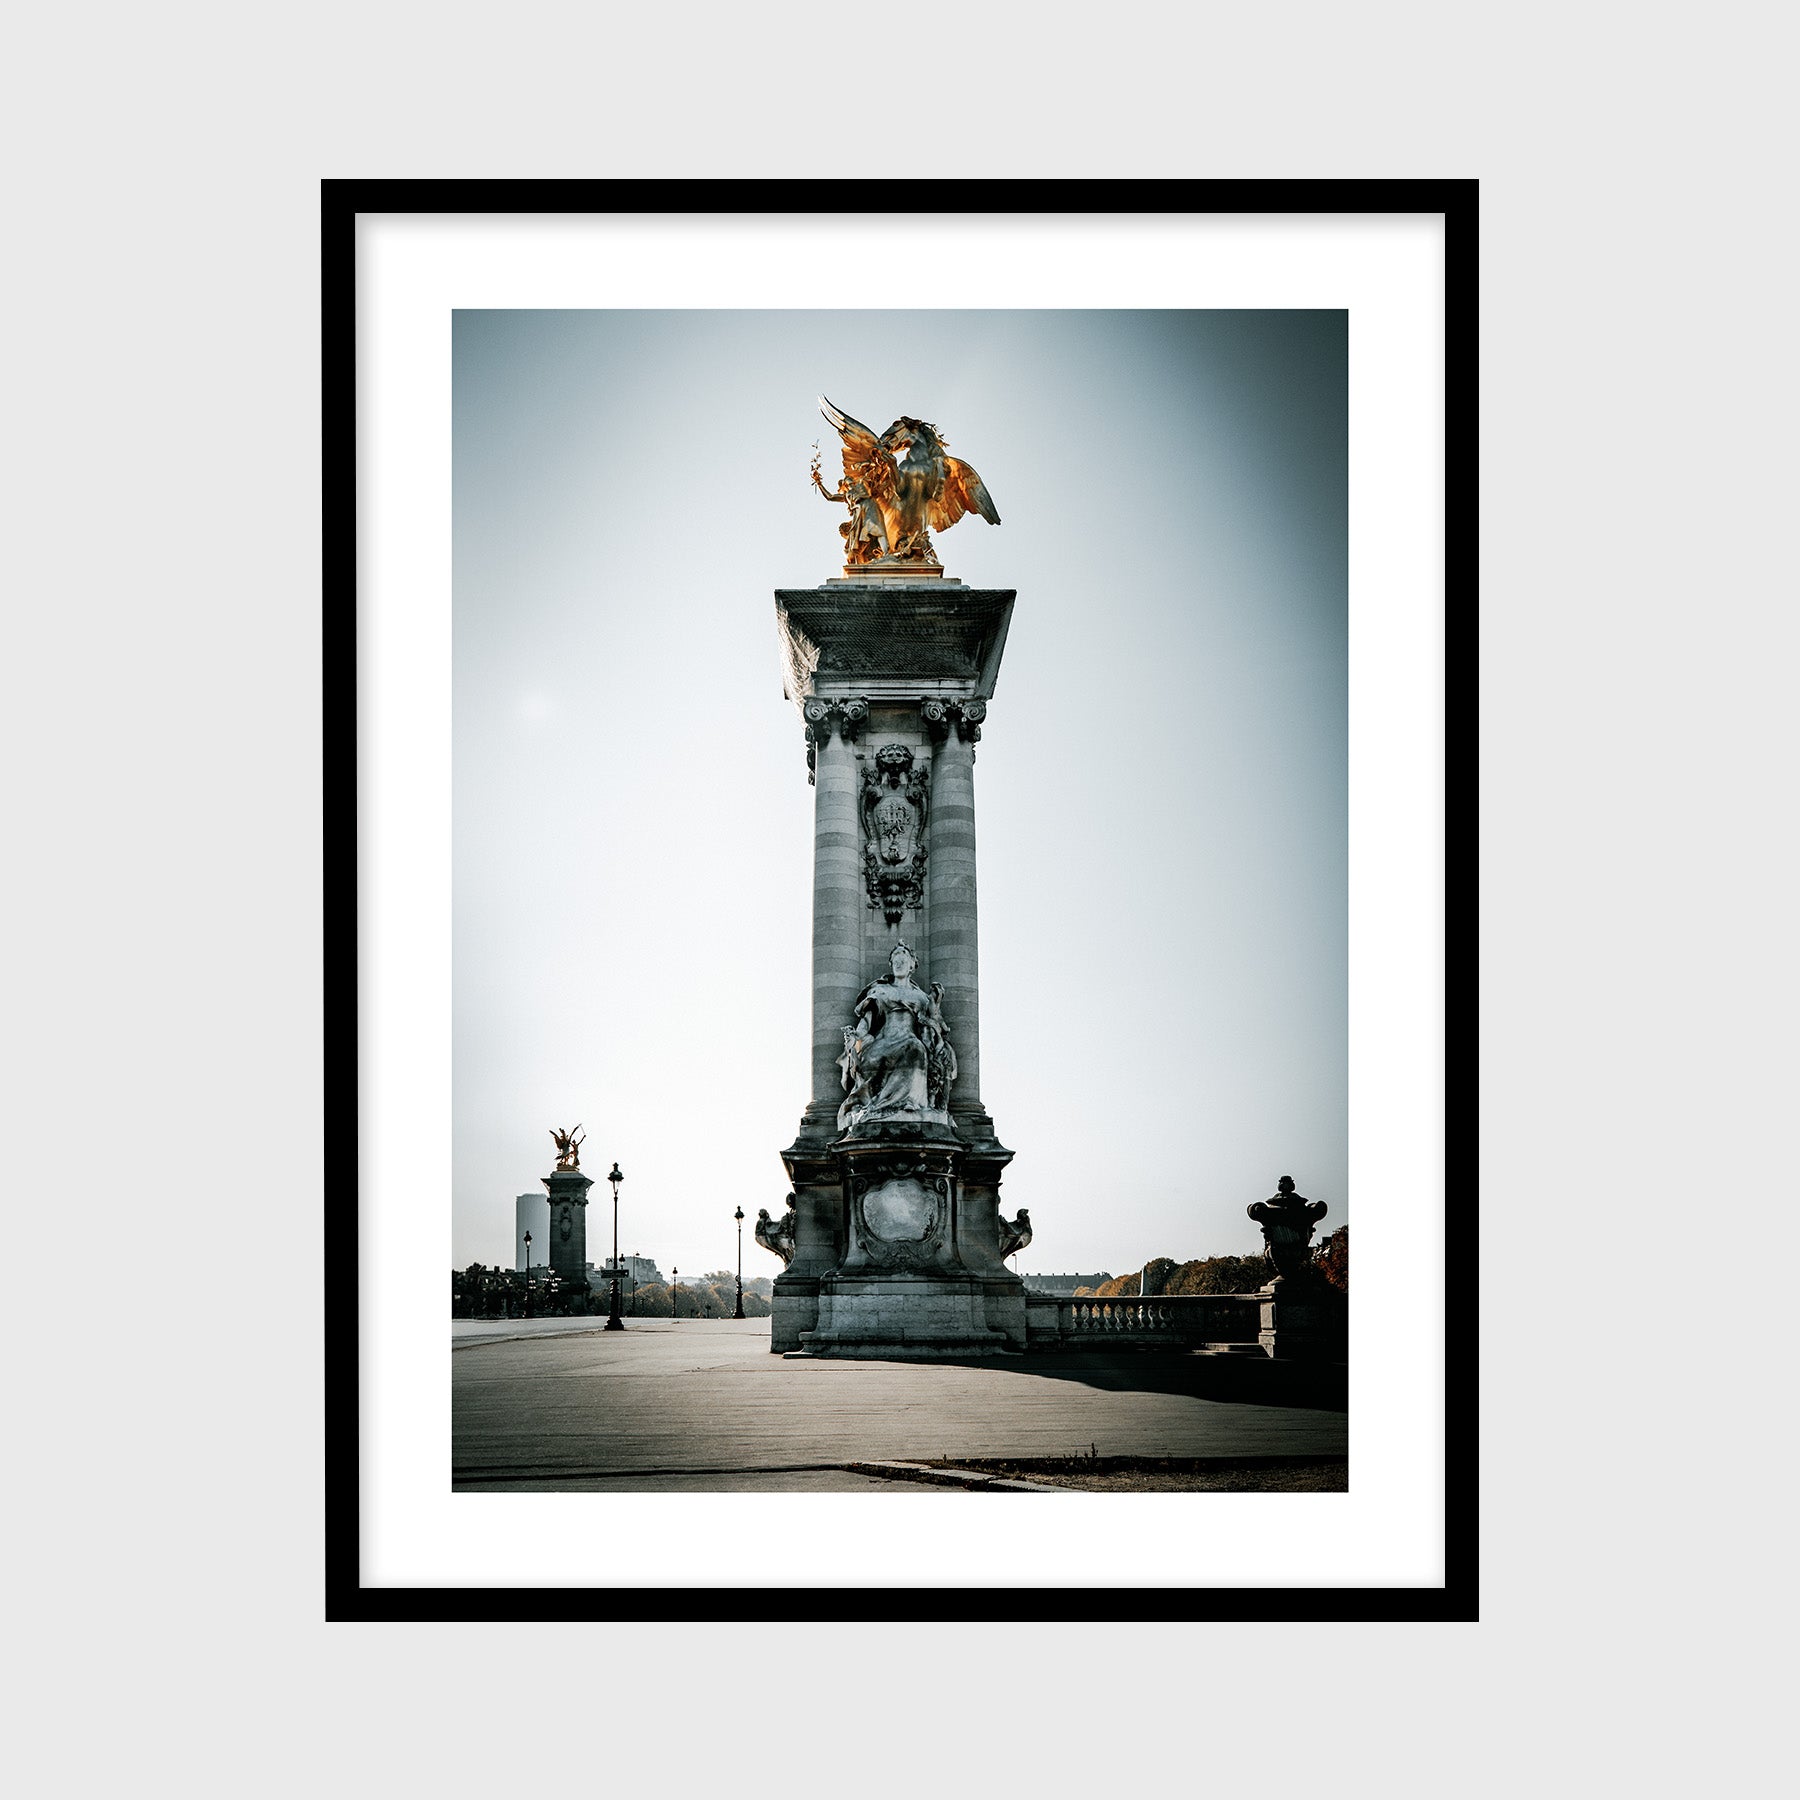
[523,1229,532,1318]
[605,1163,625,1332]
[734,1206,745,1318]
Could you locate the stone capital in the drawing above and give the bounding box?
[541,1169,594,1197]
[921,697,986,746]
[802,695,870,782]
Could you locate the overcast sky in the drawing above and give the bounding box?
[453,308,1346,1281]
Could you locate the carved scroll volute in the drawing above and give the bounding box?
[803,698,828,783]
[802,696,871,783]
[921,698,984,749]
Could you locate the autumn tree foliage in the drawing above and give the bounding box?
[1315,1226,1348,1293]
[1077,1254,1272,1299]
[626,1277,771,1317]
[1072,1234,1348,1301]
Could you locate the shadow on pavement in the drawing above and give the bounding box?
[939,1350,1348,1412]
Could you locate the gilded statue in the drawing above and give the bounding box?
[813,397,1000,568]
[549,1124,585,1171]
[811,447,890,562]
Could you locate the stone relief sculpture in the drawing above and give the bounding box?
[815,397,1001,568]
[996,1206,1033,1260]
[549,1125,584,1171]
[1246,1175,1328,1286]
[837,942,958,1131]
[755,1198,798,1267]
[860,744,930,923]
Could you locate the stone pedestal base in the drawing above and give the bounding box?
[830,560,952,583]
[771,1128,1027,1357]
[770,1274,819,1354]
[797,1272,1013,1359]
[1257,1281,1348,1362]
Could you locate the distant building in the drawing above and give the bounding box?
[1021,1272,1113,1295]
[515,1193,550,1271]
[596,1253,663,1288]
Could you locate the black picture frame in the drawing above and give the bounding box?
[323,177,1476,1623]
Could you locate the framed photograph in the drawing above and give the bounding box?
[325,179,1473,1620]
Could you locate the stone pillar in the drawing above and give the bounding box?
[540,1167,594,1307]
[924,698,995,1145]
[799,696,867,1144]
[774,695,866,1351]
[771,583,1022,1357]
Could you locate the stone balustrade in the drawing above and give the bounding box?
[1024,1290,1264,1349]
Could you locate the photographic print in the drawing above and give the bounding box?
[449,307,1349,1489]
[328,187,1469,1616]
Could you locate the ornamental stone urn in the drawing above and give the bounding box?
[1247,1175,1329,1290]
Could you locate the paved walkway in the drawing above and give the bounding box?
[453,1318,1346,1491]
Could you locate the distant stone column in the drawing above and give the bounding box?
[924,698,992,1142]
[540,1167,594,1305]
[800,696,867,1141]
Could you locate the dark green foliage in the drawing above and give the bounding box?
[454,1266,778,1318]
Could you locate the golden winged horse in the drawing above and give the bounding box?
[815,396,1001,567]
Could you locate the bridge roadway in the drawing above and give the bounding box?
[452,1316,1347,1491]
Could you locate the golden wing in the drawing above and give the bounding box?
[929,456,1001,532]
[819,395,896,500]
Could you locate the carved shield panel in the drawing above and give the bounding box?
[862,1176,937,1242]
[871,788,919,868]
[849,1164,952,1271]
[860,744,930,925]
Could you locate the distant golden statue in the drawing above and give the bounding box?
[549,1124,584,1171]
[813,398,1000,569]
